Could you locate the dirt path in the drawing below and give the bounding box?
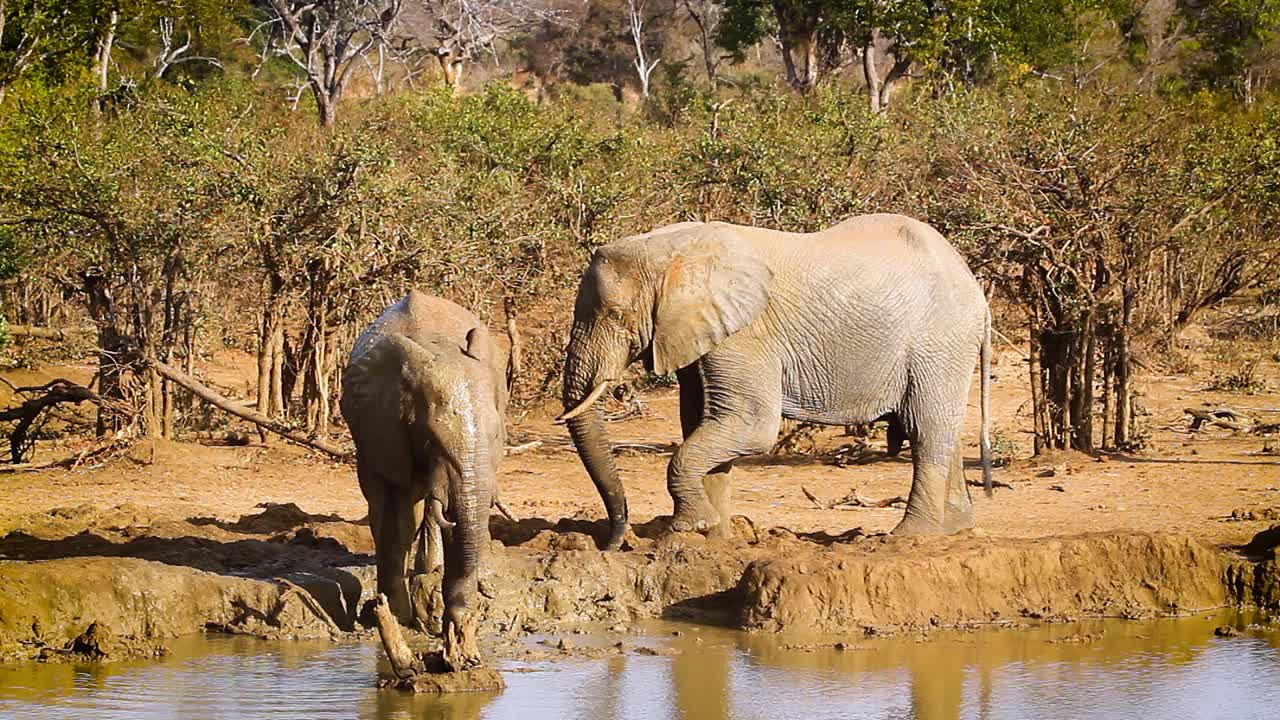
[2,345,1275,547]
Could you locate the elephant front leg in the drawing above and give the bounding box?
[676,363,736,539]
[365,476,425,625]
[669,417,777,534]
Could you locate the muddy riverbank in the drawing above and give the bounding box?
[2,502,1277,663]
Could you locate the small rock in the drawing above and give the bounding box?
[1214,626,1241,638]
[1049,485,1066,492]
[556,638,574,652]
[610,624,628,633]
[633,645,679,656]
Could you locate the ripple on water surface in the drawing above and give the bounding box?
[1,612,1277,720]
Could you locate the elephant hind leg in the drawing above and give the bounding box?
[943,445,975,533]
[892,383,968,536]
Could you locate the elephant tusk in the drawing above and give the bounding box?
[430,497,455,529]
[493,497,517,522]
[555,381,610,423]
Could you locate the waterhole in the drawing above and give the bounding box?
[1,612,1276,720]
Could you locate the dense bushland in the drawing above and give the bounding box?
[1,76,1277,457]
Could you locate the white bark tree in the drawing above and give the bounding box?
[627,0,659,97]
[259,0,404,127]
[152,16,224,79]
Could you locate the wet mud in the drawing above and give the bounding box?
[1,502,1278,664]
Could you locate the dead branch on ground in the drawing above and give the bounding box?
[148,358,351,458]
[0,379,115,462]
[802,485,907,510]
[1185,407,1255,433]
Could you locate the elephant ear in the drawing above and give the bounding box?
[651,226,772,375]
[462,326,491,363]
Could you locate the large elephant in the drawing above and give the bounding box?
[559,214,991,550]
[341,290,506,669]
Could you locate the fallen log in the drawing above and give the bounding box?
[147,358,351,459]
[373,593,505,693]
[1185,407,1254,433]
[373,594,424,679]
[0,379,104,462]
[5,325,95,341]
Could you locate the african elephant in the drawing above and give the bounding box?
[559,214,991,550]
[341,290,506,669]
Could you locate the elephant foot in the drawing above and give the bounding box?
[442,612,482,672]
[669,499,719,534]
[944,503,975,534]
[890,512,946,537]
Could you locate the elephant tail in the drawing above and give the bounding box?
[980,308,993,498]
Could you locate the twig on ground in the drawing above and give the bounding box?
[503,440,542,455]
[802,485,908,509]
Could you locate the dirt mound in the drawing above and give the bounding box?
[738,532,1235,632]
[227,503,346,534]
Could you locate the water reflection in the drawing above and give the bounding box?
[0,612,1276,720]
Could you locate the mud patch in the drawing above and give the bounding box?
[2,504,1278,664]
[0,557,340,662]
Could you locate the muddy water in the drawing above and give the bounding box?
[1,612,1277,720]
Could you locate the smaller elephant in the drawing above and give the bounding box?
[341,290,506,670]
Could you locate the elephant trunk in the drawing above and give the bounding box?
[563,334,628,551]
[441,454,491,671]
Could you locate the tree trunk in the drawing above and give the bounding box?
[504,297,521,395]
[315,85,337,128]
[1114,286,1136,448]
[1024,325,1044,453]
[780,37,801,90]
[256,275,285,440]
[1100,340,1113,450]
[878,57,911,110]
[862,42,882,113]
[93,11,118,113]
[83,272,128,436]
[1072,308,1096,452]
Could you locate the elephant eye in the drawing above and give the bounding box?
[598,302,625,322]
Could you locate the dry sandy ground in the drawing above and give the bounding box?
[1,337,1277,549]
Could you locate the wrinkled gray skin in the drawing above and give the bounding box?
[341,291,506,668]
[562,214,991,550]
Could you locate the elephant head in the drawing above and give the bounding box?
[343,319,503,669]
[559,223,772,549]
